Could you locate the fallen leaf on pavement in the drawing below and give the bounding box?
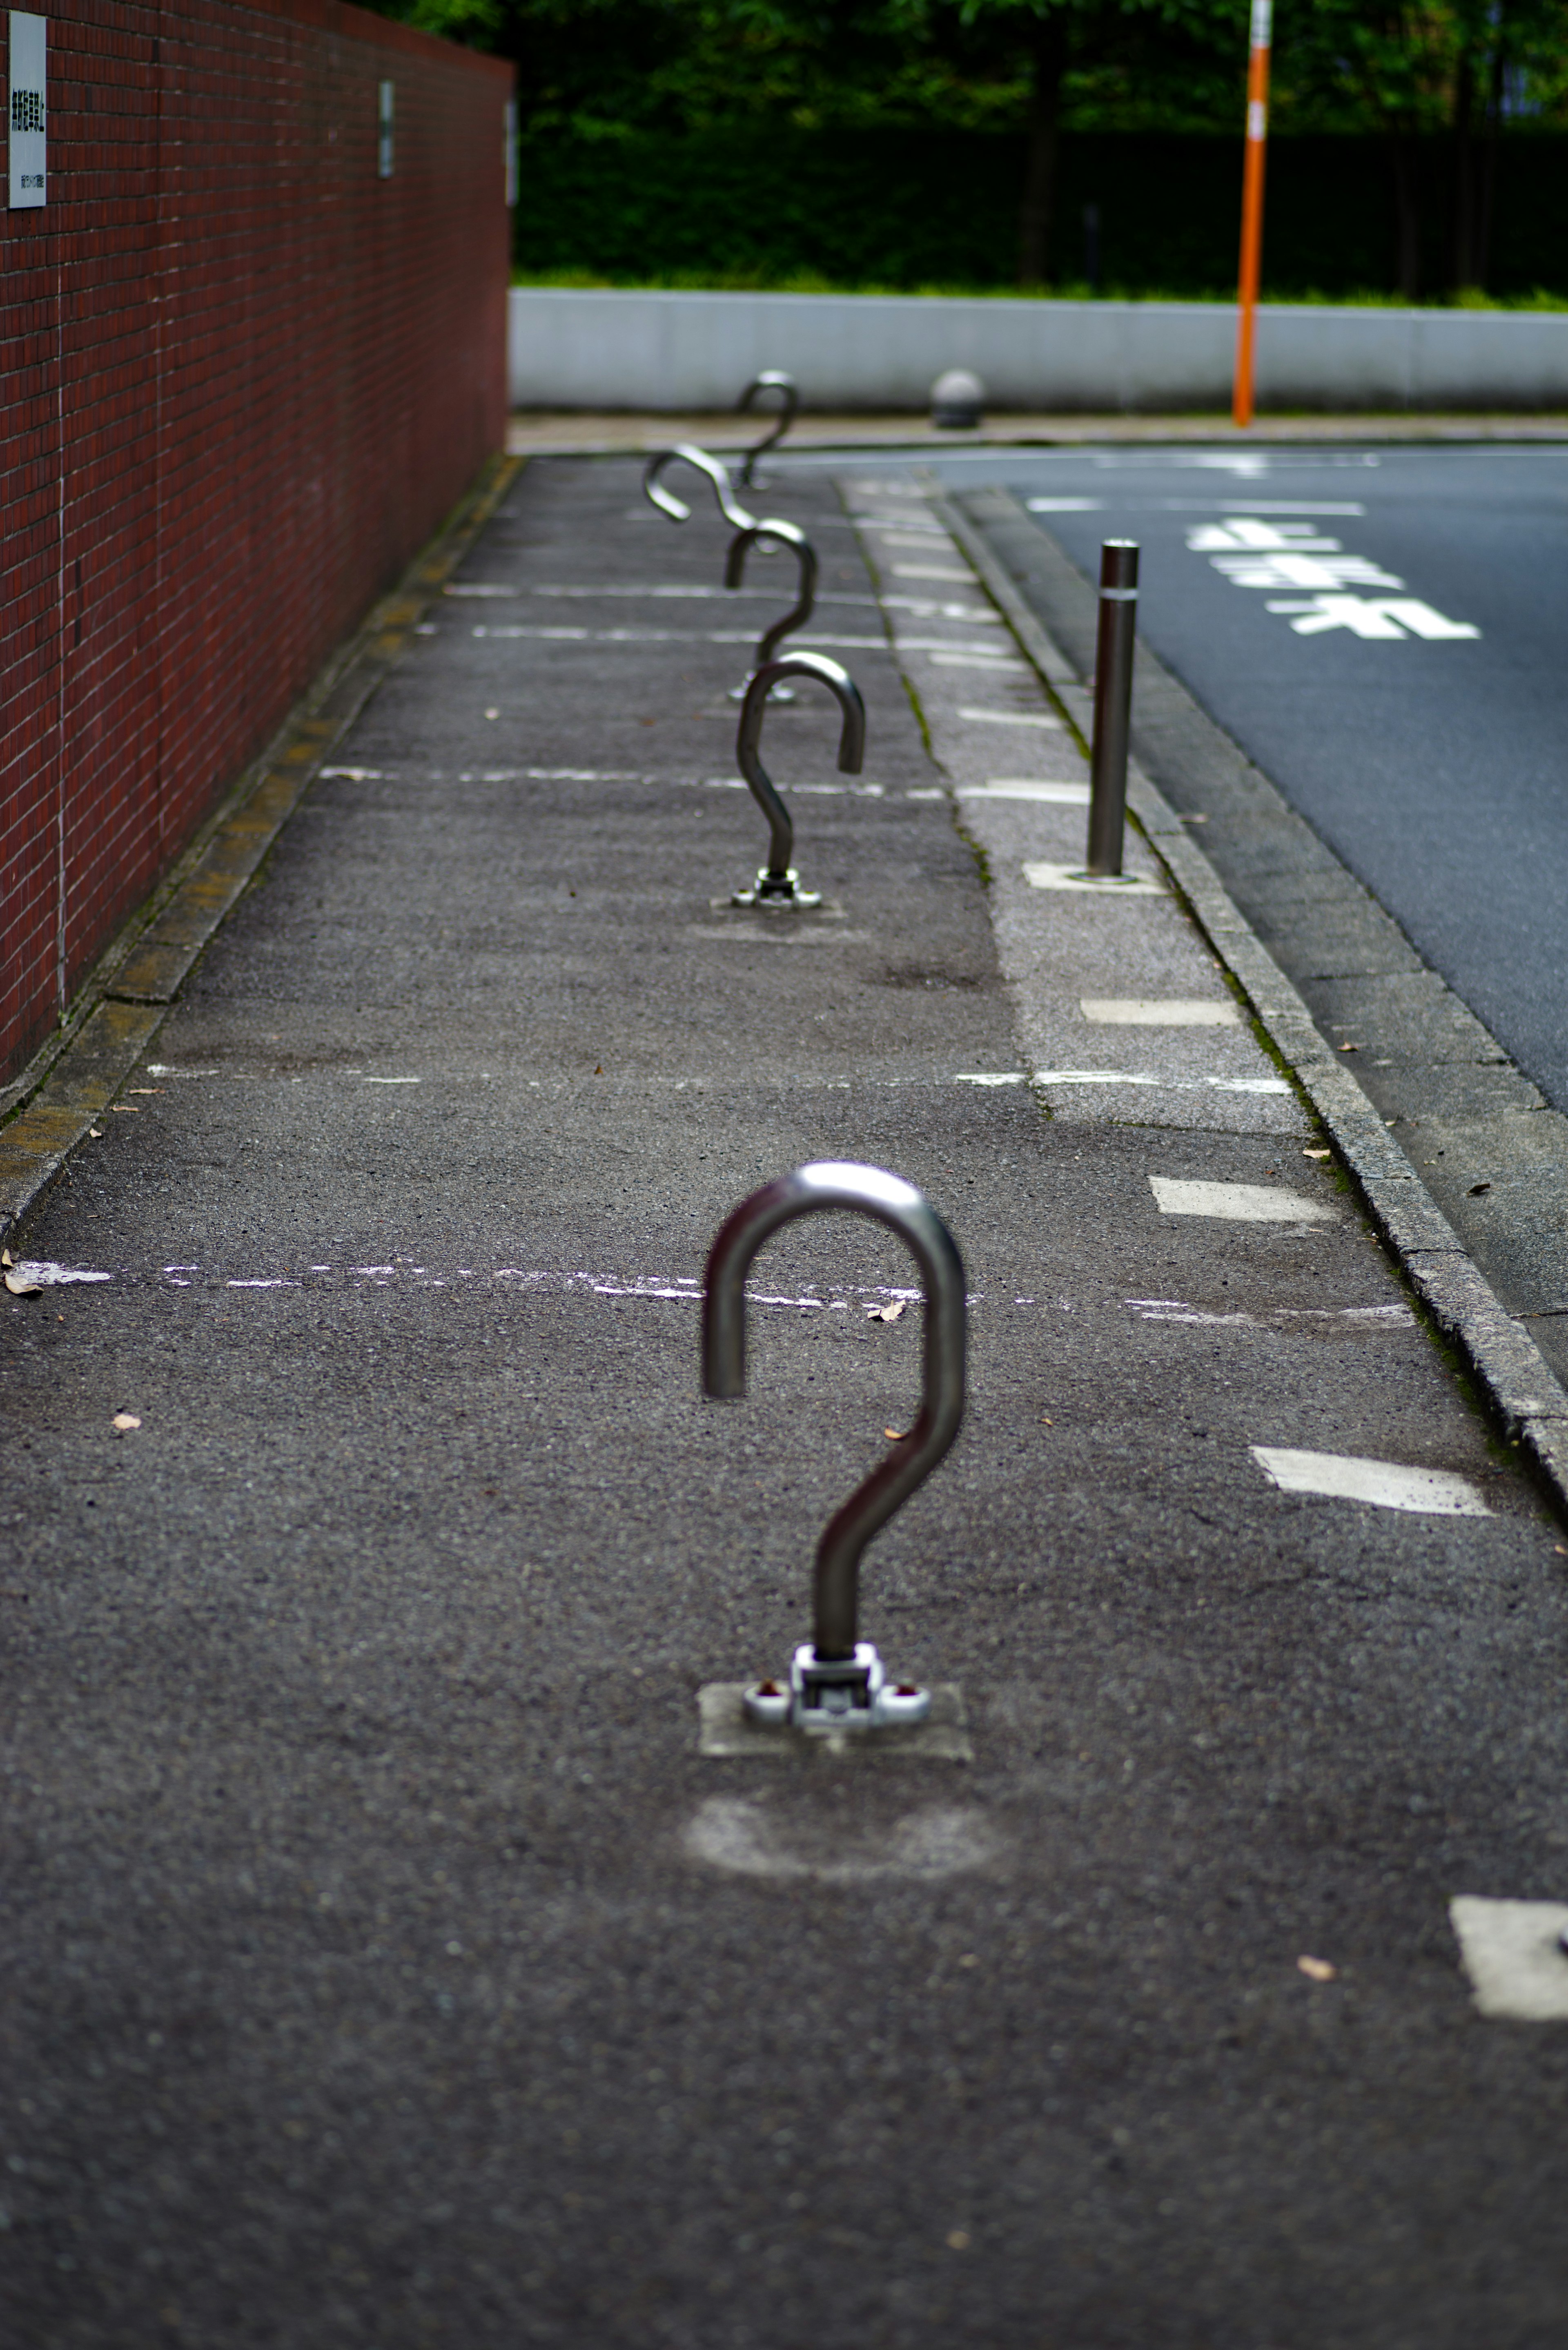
[1297,1955,1337,1982]
[4,1271,42,1296]
[866,1300,906,1323]
[110,1105,140,1113]
[1468,1179,1492,1195]
[1041,1416,1054,1426]
[1337,1042,1359,1052]
[111,1412,141,1433]
[1303,1148,1330,1160]
[88,1128,102,1139]
[884,1427,909,1442]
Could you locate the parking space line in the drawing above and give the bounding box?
[1253,1446,1491,1516]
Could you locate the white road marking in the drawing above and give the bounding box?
[1266,595,1480,641]
[1251,1447,1491,1515]
[1157,500,1366,515]
[458,767,646,783]
[1126,1297,1414,1329]
[525,584,875,605]
[957,707,1063,729]
[9,1262,111,1286]
[1023,863,1163,894]
[1082,997,1240,1024]
[882,598,1000,622]
[1151,1177,1334,1221]
[468,625,897,651]
[320,768,382,781]
[444,582,518,597]
[892,564,973,582]
[960,781,1089,804]
[1450,1898,1568,2020]
[364,1076,421,1084]
[145,1065,218,1077]
[927,651,1027,671]
[1033,1069,1288,1094]
[953,1071,1026,1085]
[1025,497,1103,511]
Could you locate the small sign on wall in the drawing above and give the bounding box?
[378,79,394,179]
[9,11,45,209]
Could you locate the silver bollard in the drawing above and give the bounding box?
[1085,539,1140,878]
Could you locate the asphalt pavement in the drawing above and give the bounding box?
[5,455,1568,2348]
[778,441,1568,1118]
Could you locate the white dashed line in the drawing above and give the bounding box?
[1082,998,1240,1026]
[927,652,1029,671]
[956,708,1063,729]
[1251,1447,1490,1515]
[1151,1177,1334,1221]
[959,781,1089,804]
[1450,1899,1568,2020]
[7,1262,111,1286]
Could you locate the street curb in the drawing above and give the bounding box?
[0,449,525,1248]
[926,475,1568,1518]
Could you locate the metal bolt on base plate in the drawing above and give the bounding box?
[731,867,822,910]
[744,1642,931,1734]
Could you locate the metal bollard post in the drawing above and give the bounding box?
[1085,540,1140,878]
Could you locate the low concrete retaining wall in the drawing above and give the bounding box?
[509,286,1568,413]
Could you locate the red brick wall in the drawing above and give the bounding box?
[0,0,512,1080]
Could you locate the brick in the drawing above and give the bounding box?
[0,0,510,1075]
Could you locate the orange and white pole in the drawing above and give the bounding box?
[1232,0,1272,429]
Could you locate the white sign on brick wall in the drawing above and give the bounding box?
[9,11,45,209]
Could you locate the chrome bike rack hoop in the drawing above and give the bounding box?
[643,444,756,533]
[724,518,819,700]
[731,651,864,910]
[703,1162,967,1734]
[735,370,799,488]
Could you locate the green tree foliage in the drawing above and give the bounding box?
[365,0,1568,294]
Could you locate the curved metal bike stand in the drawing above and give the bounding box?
[703,1161,967,1734]
[731,651,864,910]
[642,444,756,533]
[724,518,818,701]
[735,370,799,488]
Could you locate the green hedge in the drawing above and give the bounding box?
[514,129,1568,299]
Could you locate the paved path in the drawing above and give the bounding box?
[4,457,1568,2348]
[797,439,1568,1119]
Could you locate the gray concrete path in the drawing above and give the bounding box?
[4,457,1568,2349]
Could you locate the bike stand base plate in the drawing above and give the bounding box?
[696,1682,972,1761]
